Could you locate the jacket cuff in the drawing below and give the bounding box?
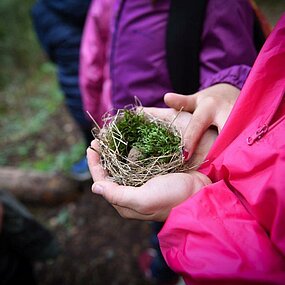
[200,65,251,90]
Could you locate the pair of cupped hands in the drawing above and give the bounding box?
[87,83,239,221]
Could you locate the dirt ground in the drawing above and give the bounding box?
[32,185,153,285]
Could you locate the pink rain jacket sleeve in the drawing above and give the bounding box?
[159,14,285,285]
[79,0,114,127]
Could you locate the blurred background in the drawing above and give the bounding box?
[0,1,284,284]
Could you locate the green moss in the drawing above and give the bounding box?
[109,110,180,163]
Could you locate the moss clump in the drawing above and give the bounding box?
[108,110,180,163]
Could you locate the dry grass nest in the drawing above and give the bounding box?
[91,107,188,187]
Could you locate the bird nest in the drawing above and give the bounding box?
[90,107,187,187]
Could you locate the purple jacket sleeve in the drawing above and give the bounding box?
[199,0,257,90]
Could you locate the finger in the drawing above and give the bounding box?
[113,204,168,222]
[86,140,107,181]
[183,105,214,159]
[164,92,198,113]
[112,204,155,221]
[139,107,178,122]
[91,181,143,210]
[93,181,157,220]
[141,107,192,134]
[215,108,234,133]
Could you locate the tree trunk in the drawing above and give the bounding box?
[0,167,82,205]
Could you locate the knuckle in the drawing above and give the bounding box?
[202,96,216,106]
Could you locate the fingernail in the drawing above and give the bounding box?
[183,148,191,161]
[92,183,104,195]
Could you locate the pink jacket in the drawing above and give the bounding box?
[79,0,114,127]
[159,14,285,285]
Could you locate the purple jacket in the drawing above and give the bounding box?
[80,0,259,123]
[111,0,258,109]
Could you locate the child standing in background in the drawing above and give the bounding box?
[31,0,93,181]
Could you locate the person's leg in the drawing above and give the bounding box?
[150,222,180,284]
[56,44,93,181]
[139,222,180,285]
[62,82,93,181]
[57,50,93,146]
[31,0,92,181]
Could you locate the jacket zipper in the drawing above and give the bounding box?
[247,115,285,146]
[247,92,285,146]
[247,108,285,145]
[247,124,268,145]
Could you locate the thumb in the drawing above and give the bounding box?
[92,181,116,195]
[92,181,138,208]
[164,92,197,112]
[182,105,214,160]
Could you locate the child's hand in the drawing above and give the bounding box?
[87,140,211,221]
[164,83,240,160]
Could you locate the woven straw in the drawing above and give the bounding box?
[91,107,188,186]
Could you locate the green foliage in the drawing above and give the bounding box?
[110,110,180,162]
[0,0,85,173]
[134,121,180,159]
[109,110,146,157]
[255,0,285,26]
[0,63,61,144]
[0,0,43,88]
[19,142,86,172]
[50,207,73,231]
